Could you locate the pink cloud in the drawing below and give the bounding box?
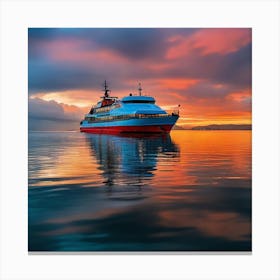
[167,28,251,59]
[33,38,128,66]
[192,28,251,55]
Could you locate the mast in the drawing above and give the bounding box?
[138,82,142,96]
[104,80,110,98]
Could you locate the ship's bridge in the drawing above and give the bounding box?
[121,95,155,104]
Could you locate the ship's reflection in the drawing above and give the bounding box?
[85,133,180,189]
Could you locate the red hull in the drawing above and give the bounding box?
[80,124,173,134]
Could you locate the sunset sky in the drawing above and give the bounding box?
[28,28,252,130]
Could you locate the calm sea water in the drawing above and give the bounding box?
[28,130,251,252]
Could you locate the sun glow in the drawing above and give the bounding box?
[30,90,96,108]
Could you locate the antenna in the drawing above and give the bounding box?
[103,80,110,98]
[138,82,142,96]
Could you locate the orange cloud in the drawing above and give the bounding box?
[227,89,252,102]
[31,90,99,108]
[157,78,200,90]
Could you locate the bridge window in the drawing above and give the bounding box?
[122,100,155,104]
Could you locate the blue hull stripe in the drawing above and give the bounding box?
[81,116,179,128]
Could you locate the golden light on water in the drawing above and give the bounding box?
[29,131,251,189]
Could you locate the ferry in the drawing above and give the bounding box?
[80,81,179,134]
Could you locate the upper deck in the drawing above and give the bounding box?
[121,95,155,104]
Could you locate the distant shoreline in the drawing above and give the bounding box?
[173,124,252,131]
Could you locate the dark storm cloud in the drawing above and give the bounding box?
[28,98,82,121]
[161,43,252,88]
[29,98,67,121]
[28,28,58,41]
[28,60,102,93]
[84,28,168,59]
[28,59,146,94]
[207,43,252,87]
[93,28,198,59]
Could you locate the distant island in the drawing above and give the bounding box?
[190,124,252,130]
[172,124,252,130]
[172,125,186,130]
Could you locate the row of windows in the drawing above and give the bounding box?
[90,103,121,114]
[85,113,174,123]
